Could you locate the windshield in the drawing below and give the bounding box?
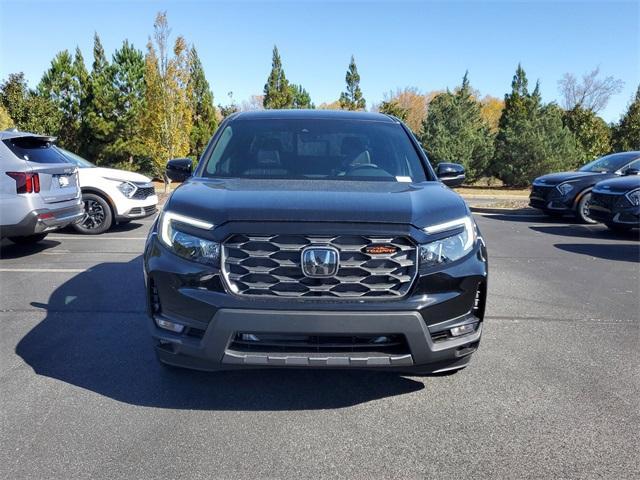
[579,152,639,173]
[202,119,428,182]
[56,147,96,168]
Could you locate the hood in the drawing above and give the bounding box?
[533,171,613,186]
[80,167,152,183]
[166,178,468,228]
[593,175,640,194]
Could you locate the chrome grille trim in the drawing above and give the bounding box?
[222,234,418,299]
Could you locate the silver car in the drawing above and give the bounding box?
[0,129,83,244]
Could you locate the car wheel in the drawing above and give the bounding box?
[8,233,48,244]
[605,222,632,233]
[576,192,597,224]
[73,193,113,234]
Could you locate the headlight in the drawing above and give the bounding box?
[556,183,574,196]
[420,216,476,267]
[626,188,640,206]
[117,181,137,198]
[159,211,219,266]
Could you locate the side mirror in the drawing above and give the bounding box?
[624,168,640,176]
[436,162,465,187]
[166,158,193,182]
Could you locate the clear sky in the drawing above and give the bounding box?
[1,0,638,122]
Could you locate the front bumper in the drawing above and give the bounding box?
[1,203,84,238]
[589,203,640,226]
[154,309,481,373]
[144,228,488,373]
[116,204,158,221]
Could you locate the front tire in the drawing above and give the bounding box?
[8,233,48,244]
[73,193,113,234]
[576,192,597,224]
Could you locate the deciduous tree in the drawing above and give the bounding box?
[562,107,611,165]
[558,67,624,113]
[1,73,61,135]
[139,12,193,188]
[0,103,13,130]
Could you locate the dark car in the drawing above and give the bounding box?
[529,152,640,223]
[589,175,640,232]
[143,110,487,375]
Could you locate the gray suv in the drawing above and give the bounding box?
[0,130,83,244]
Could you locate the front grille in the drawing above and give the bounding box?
[591,192,623,211]
[229,332,410,355]
[132,186,155,199]
[222,234,417,298]
[531,185,555,200]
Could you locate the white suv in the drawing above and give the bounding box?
[56,148,158,234]
[0,130,83,244]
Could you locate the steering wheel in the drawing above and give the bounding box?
[345,164,393,178]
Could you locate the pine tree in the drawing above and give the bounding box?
[105,40,148,170]
[140,12,193,188]
[188,46,217,159]
[83,33,116,162]
[420,72,494,181]
[38,49,86,150]
[263,46,293,109]
[290,84,313,109]
[493,64,579,186]
[612,86,640,151]
[339,55,365,111]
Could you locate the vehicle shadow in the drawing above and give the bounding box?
[478,212,575,224]
[60,220,151,235]
[0,238,62,259]
[554,243,640,262]
[530,225,640,241]
[15,257,424,410]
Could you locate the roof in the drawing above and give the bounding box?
[0,129,56,142]
[231,109,398,123]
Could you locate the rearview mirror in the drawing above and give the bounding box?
[436,162,465,187]
[624,168,640,176]
[166,158,193,182]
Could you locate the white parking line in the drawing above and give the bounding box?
[47,236,146,240]
[475,212,548,218]
[0,268,89,273]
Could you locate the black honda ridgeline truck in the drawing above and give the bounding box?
[143,110,488,375]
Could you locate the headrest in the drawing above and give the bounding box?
[341,136,365,155]
[257,149,281,166]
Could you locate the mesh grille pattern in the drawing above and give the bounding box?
[222,234,417,298]
[132,186,155,199]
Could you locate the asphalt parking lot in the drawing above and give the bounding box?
[1,213,638,479]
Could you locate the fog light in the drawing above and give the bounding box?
[450,323,476,337]
[155,318,185,333]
